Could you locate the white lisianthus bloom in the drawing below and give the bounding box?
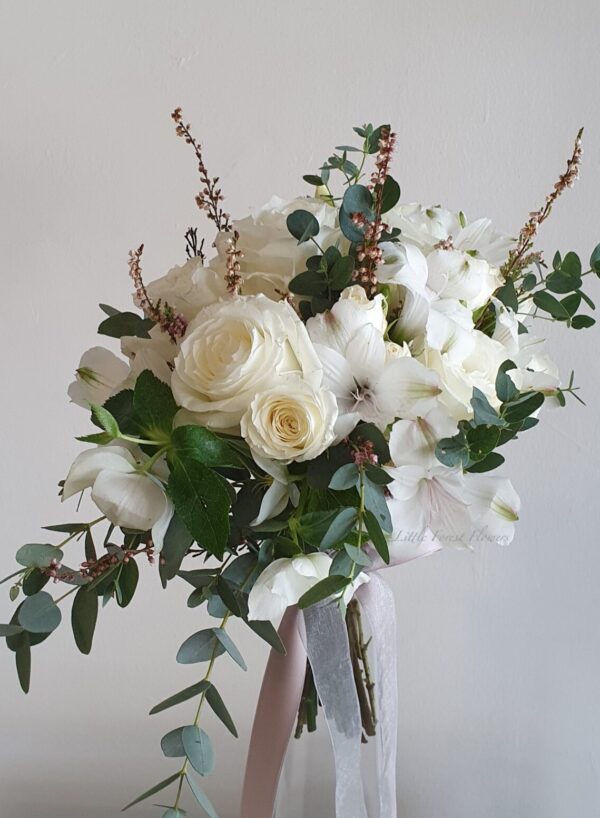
[211,195,341,299]
[68,347,129,408]
[386,464,472,549]
[241,379,337,463]
[389,407,457,469]
[465,474,520,546]
[247,552,369,621]
[140,257,227,322]
[62,444,173,551]
[172,295,323,430]
[251,455,301,525]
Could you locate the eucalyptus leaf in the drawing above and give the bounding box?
[364,510,390,564]
[286,210,320,244]
[176,629,225,664]
[246,619,286,654]
[122,772,182,811]
[71,587,98,654]
[161,726,186,758]
[182,726,214,776]
[297,575,351,609]
[320,507,357,549]
[329,463,359,491]
[150,681,211,715]
[16,543,62,569]
[18,591,61,634]
[98,311,154,339]
[363,480,392,533]
[205,685,238,737]
[186,775,219,818]
[213,628,247,670]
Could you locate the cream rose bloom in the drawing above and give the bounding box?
[211,195,342,299]
[141,257,227,322]
[171,294,323,429]
[241,379,337,462]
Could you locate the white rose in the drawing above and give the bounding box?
[211,195,341,299]
[141,257,227,322]
[241,379,337,462]
[171,294,323,429]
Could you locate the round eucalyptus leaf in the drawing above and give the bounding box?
[16,544,62,569]
[182,725,215,776]
[18,591,62,634]
[160,726,186,758]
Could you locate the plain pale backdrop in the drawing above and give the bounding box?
[1,1,599,817]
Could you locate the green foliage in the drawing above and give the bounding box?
[122,772,182,811]
[134,370,178,439]
[329,463,359,491]
[16,543,62,569]
[364,510,389,564]
[286,210,320,244]
[171,426,238,468]
[18,591,61,634]
[168,459,230,559]
[159,514,194,585]
[182,726,214,776]
[71,587,98,654]
[186,775,219,818]
[213,628,247,670]
[177,629,226,664]
[379,175,401,213]
[246,619,286,655]
[90,403,121,438]
[297,574,351,609]
[98,310,154,339]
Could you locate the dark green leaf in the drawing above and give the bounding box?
[71,587,98,654]
[288,270,328,297]
[545,271,581,293]
[176,629,225,664]
[561,292,582,317]
[533,291,571,320]
[303,174,324,186]
[364,463,394,485]
[466,452,505,473]
[329,255,354,290]
[171,426,238,468]
[571,314,595,329]
[495,361,519,403]
[213,628,247,670]
[436,428,469,467]
[116,559,139,608]
[246,619,286,654]
[297,575,351,609]
[122,772,181,811]
[350,423,390,462]
[205,684,238,737]
[342,184,373,219]
[339,207,366,243]
[101,390,138,435]
[522,272,537,291]
[379,175,401,213]
[22,570,50,596]
[320,508,357,549]
[18,591,61,633]
[168,459,230,559]
[364,510,390,564]
[0,624,23,637]
[502,391,545,423]
[98,311,154,339]
[465,425,500,462]
[344,543,371,567]
[99,303,119,317]
[216,576,243,617]
[133,370,177,438]
[150,681,211,715]
[286,210,320,244]
[15,632,31,693]
[589,242,600,273]
[496,280,518,311]
[560,251,582,277]
[159,514,193,584]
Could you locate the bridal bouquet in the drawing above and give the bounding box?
[2,109,596,818]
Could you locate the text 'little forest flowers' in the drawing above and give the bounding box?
[2,109,597,817]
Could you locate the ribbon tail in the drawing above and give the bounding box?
[357,573,398,818]
[303,602,368,818]
[240,606,307,818]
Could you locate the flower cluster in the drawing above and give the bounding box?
[3,114,597,817]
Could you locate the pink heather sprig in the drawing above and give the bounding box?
[128,244,187,342]
[502,128,583,279]
[353,126,397,297]
[224,229,244,295]
[345,437,379,467]
[171,107,232,233]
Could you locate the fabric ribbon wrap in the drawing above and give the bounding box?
[240,533,440,818]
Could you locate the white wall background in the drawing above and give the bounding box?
[1,1,599,816]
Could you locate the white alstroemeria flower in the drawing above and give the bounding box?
[306,285,387,355]
[377,242,428,293]
[465,474,520,547]
[251,455,301,526]
[313,319,441,432]
[389,286,431,345]
[389,408,458,469]
[511,335,561,395]
[386,464,472,549]
[68,347,129,408]
[62,444,173,551]
[427,248,502,310]
[491,298,520,356]
[385,203,514,268]
[120,328,175,388]
[425,298,476,364]
[247,552,368,621]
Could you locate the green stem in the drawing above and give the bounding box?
[138,446,168,474]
